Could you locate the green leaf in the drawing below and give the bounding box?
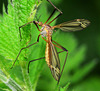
[72,76,100,91]
[0,69,22,91]
[0,0,42,90]
[71,59,97,83]
[60,82,70,91]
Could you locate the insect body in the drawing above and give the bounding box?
[42,24,60,81]
[40,24,53,37]
[11,0,90,84]
[35,21,61,81]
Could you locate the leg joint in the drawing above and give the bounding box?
[37,38,39,42]
[62,47,68,52]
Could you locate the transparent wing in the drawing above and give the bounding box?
[53,19,90,32]
[48,42,60,81]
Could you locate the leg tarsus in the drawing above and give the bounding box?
[47,0,63,14]
[10,48,23,69]
[11,35,40,69]
[28,57,45,73]
[57,50,68,85]
[47,0,63,24]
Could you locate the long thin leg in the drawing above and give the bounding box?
[47,0,62,14]
[27,50,65,73]
[10,34,41,69]
[47,0,63,24]
[44,9,56,24]
[52,40,68,84]
[28,57,45,73]
[19,21,40,41]
[19,21,33,40]
[33,21,40,31]
[48,13,62,24]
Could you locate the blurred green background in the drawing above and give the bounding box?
[0,0,100,91]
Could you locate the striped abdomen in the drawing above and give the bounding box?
[45,41,60,81]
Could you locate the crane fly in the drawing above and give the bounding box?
[11,0,90,84]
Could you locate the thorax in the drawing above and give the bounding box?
[40,24,53,38]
